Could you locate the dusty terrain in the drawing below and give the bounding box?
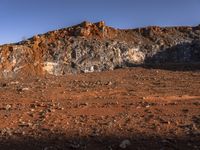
[0,66,199,150]
[0,21,199,149]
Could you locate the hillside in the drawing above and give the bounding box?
[0,22,200,150]
[0,21,200,78]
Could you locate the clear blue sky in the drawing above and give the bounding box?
[0,0,200,44]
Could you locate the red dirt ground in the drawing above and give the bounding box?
[0,67,199,150]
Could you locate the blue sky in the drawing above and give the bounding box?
[0,0,200,44]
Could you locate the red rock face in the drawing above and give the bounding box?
[0,21,199,78]
[70,21,116,39]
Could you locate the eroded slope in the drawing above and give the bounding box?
[0,21,200,78]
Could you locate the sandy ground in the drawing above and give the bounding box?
[0,67,199,150]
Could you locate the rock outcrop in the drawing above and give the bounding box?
[0,21,200,78]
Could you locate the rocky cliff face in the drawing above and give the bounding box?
[0,21,200,78]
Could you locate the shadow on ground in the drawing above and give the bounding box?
[0,131,199,150]
[142,63,200,71]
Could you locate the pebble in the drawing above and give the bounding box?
[4,104,12,110]
[119,139,131,149]
[145,105,150,108]
[22,87,30,91]
[10,81,19,85]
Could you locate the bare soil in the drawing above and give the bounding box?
[0,67,199,150]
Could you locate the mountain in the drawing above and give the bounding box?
[0,21,200,78]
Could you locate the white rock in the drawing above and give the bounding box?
[43,62,59,75]
[22,87,29,91]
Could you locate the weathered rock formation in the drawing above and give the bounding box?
[0,21,200,78]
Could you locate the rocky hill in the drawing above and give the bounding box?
[0,21,200,78]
